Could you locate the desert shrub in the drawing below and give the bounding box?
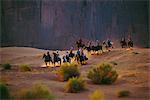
[64,77,86,93]
[1,63,11,70]
[18,84,55,100]
[118,90,130,97]
[20,64,31,72]
[89,90,104,100]
[56,63,80,81]
[87,62,118,84]
[0,83,10,99]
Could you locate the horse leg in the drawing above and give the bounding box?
[54,62,55,67]
[51,60,54,65]
[49,61,50,66]
[45,62,47,67]
[60,60,61,66]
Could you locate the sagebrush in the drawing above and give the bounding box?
[1,63,11,70]
[87,62,118,84]
[64,77,86,93]
[56,63,80,81]
[0,83,10,99]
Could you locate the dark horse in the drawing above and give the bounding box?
[102,40,113,51]
[53,52,61,66]
[76,39,85,49]
[69,50,75,58]
[85,45,103,53]
[75,52,88,65]
[128,40,133,48]
[120,40,127,48]
[120,38,133,48]
[42,52,53,67]
[63,55,71,63]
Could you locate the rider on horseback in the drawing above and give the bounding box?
[128,37,133,48]
[77,48,81,56]
[96,40,99,46]
[76,38,85,49]
[107,39,113,48]
[75,48,88,64]
[66,51,70,62]
[63,51,70,63]
[42,52,52,67]
[120,37,127,48]
[69,47,75,58]
[53,51,61,66]
[81,50,88,61]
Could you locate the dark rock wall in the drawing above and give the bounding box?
[1,0,149,49]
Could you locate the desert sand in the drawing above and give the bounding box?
[0,47,149,100]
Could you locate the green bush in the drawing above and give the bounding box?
[87,62,118,84]
[56,63,80,81]
[118,90,130,97]
[0,83,10,99]
[18,84,55,100]
[89,90,104,100]
[64,77,86,93]
[20,64,31,72]
[1,63,11,70]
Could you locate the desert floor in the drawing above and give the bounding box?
[0,47,149,100]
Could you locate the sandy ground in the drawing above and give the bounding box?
[0,47,150,100]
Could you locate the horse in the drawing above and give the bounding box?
[69,51,75,58]
[63,56,71,63]
[91,45,103,53]
[75,53,88,65]
[53,53,61,66]
[85,45,103,54]
[128,40,133,48]
[120,40,127,48]
[76,41,85,49]
[42,53,53,67]
[103,41,113,51]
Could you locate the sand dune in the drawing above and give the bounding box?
[0,47,149,100]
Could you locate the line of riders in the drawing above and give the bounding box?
[120,37,133,48]
[43,37,133,67]
[42,48,88,67]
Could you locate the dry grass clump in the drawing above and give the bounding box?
[89,90,104,100]
[87,62,118,84]
[19,64,31,72]
[56,63,80,81]
[64,77,86,93]
[18,84,55,100]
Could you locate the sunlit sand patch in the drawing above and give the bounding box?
[41,63,60,68]
[126,48,133,51]
[41,60,78,68]
[90,51,103,56]
[36,54,43,58]
[41,64,47,68]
